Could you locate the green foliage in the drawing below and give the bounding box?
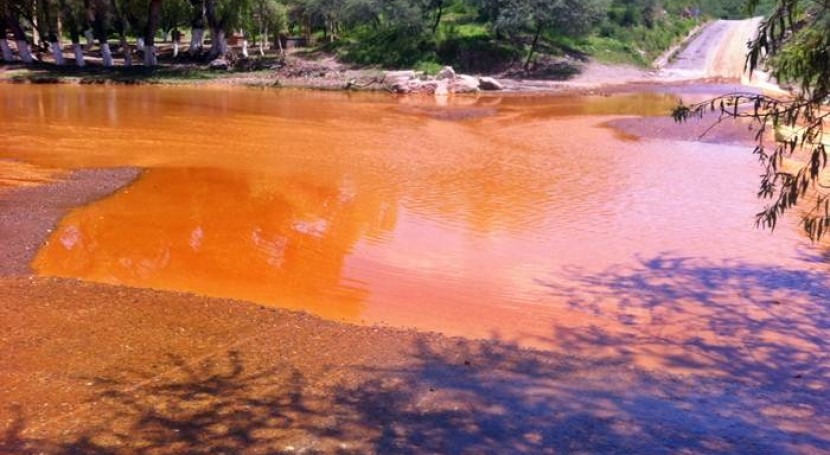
[1,0,780,72]
[339,26,437,68]
[437,34,519,72]
[589,14,697,65]
[161,0,190,32]
[413,59,441,74]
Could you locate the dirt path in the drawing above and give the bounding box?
[661,18,763,81]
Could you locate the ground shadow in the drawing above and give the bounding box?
[536,252,830,386]
[3,322,827,453]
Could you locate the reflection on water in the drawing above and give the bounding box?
[34,168,392,319]
[3,85,827,371]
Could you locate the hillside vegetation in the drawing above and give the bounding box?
[3,0,776,76]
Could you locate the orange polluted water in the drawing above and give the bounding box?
[4,85,828,374]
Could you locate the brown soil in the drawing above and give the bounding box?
[1,164,828,453]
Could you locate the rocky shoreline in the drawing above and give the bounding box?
[0,55,660,96]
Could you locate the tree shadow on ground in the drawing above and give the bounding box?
[1,253,828,453]
[3,320,829,452]
[536,252,830,387]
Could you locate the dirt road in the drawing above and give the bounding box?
[662,18,763,81]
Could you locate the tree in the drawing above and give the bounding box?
[188,0,206,53]
[254,0,288,55]
[1,0,36,63]
[473,0,607,70]
[205,0,252,58]
[86,0,115,66]
[673,0,830,240]
[58,0,87,65]
[109,0,134,65]
[159,0,188,57]
[525,0,607,69]
[143,0,162,65]
[33,0,66,64]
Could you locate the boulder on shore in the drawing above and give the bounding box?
[437,66,456,80]
[478,76,504,91]
[390,81,412,94]
[383,70,419,83]
[450,74,480,93]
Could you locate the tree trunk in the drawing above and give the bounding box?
[524,25,542,72]
[73,42,85,66]
[31,2,41,49]
[4,13,34,63]
[258,15,265,56]
[84,29,94,49]
[143,45,156,65]
[143,0,162,66]
[51,40,65,64]
[16,41,34,63]
[91,1,111,66]
[172,30,180,58]
[109,0,131,66]
[241,30,248,58]
[188,0,206,54]
[205,0,226,58]
[431,3,443,35]
[0,37,12,62]
[101,42,113,66]
[120,36,131,66]
[209,28,226,58]
[189,28,204,53]
[68,27,85,66]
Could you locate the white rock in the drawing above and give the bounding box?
[450,74,480,93]
[383,70,417,83]
[478,76,504,91]
[437,66,456,80]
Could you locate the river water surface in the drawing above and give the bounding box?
[2,84,827,375]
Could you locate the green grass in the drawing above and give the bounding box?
[571,17,699,67]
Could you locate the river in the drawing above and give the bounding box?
[1,84,827,375]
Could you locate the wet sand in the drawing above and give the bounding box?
[2,157,828,453]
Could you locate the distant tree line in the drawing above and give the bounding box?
[0,0,768,68]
